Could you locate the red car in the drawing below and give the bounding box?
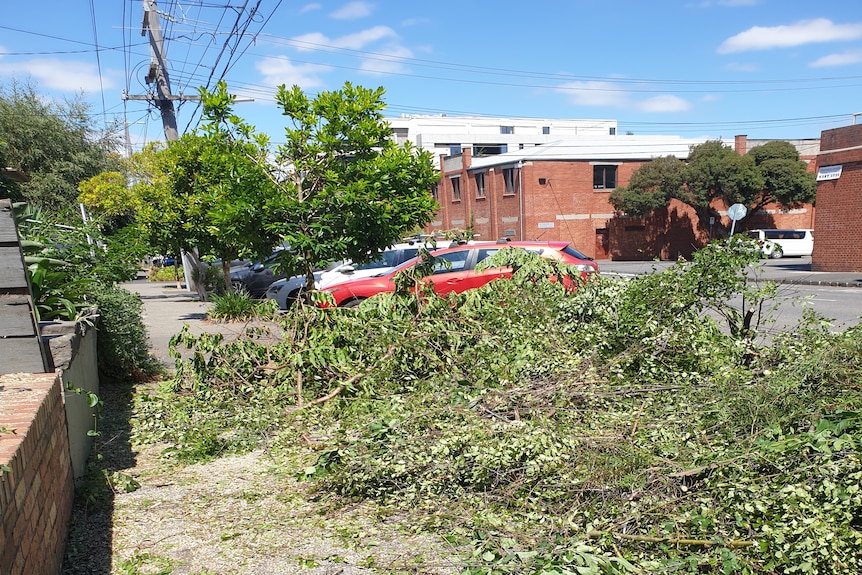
[321,241,598,307]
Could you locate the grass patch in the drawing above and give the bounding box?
[206,291,276,321]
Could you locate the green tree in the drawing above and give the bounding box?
[0,80,121,216]
[608,155,686,215]
[268,82,439,290]
[196,82,437,289]
[609,140,814,232]
[131,105,284,297]
[746,140,816,214]
[130,80,438,298]
[682,140,763,226]
[77,171,136,218]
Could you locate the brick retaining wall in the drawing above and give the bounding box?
[0,372,75,575]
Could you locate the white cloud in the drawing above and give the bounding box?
[331,1,373,20]
[334,26,398,49]
[555,81,691,113]
[555,81,630,108]
[255,56,331,89]
[291,26,398,52]
[639,94,692,113]
[358,45,412,75]
[810,50,862,67]
[299,3,322,14]
[718,18,862,53]
[0,59,116,92]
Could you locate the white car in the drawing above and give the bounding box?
[746,229,814,259]
[265,242,423,309]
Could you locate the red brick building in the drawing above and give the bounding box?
[811,123,862,272]
[428,135,817,260]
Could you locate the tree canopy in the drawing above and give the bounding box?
[127,80,438,296]
[0,80,121,216]
[268,82,439,289]
[130,85,286,296]
[609,139,816,231]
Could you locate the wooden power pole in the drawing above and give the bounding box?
[122,0,194,142]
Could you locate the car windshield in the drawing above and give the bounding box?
[562,245,591,260]
[387,254,424,274]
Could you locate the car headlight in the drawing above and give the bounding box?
[267,284,282,294]
[575,264,596,273]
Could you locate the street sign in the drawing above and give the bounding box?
[727,203,747,221]
[727,203,747,235]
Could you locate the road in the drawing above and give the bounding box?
[759,283,862,332]
[597,257,862,333]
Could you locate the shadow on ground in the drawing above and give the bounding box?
[771,260,812,272]
[62,378,138,574]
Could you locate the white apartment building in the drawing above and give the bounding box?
[386,115,619,167]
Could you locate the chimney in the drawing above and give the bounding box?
[734,135,748,156]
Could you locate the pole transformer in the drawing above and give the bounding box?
[122,0,184,142]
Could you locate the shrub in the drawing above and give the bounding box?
[147,264,183,282]
[90,284,162,380]
[206,291,276,321]
[132,239,862,573]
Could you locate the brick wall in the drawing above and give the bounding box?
[0,373,75,575]
[431,153,816,260]
[812,124,862,272]
[819,123,862,153]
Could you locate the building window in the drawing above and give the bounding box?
[503,167,519,195]
[500,126,514,135]
[609,127,616,136]
[392,127,408,145]
[473,144,507,157]
[475,173,486,198]
[451,176,461,201]
[430,183,438,202]
[449,144,462,156]
[593,165,617,190]
[542,126,550,135]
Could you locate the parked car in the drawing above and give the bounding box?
[321,241,598,308]
[265,242,423,309]
[746,229,814,259]
[229,250,291,298]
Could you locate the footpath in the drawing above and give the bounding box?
[123,278,254,366]
[124,256,862,366]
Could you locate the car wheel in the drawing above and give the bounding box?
[231,280,249,294]
[769,248,783,259]
[340,298,365,308]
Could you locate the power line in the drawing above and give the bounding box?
[88,0,107,120]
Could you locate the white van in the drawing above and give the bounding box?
[746,229,813,259]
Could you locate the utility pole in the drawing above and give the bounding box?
[122,0,200,142]
[142,0,176,140]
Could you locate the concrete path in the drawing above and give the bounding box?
[123,278,260,367]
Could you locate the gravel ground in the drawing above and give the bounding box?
[63,381,461,575]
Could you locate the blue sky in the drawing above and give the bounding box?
[2,0,861,151]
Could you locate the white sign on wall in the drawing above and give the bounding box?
[817,165,842,181]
